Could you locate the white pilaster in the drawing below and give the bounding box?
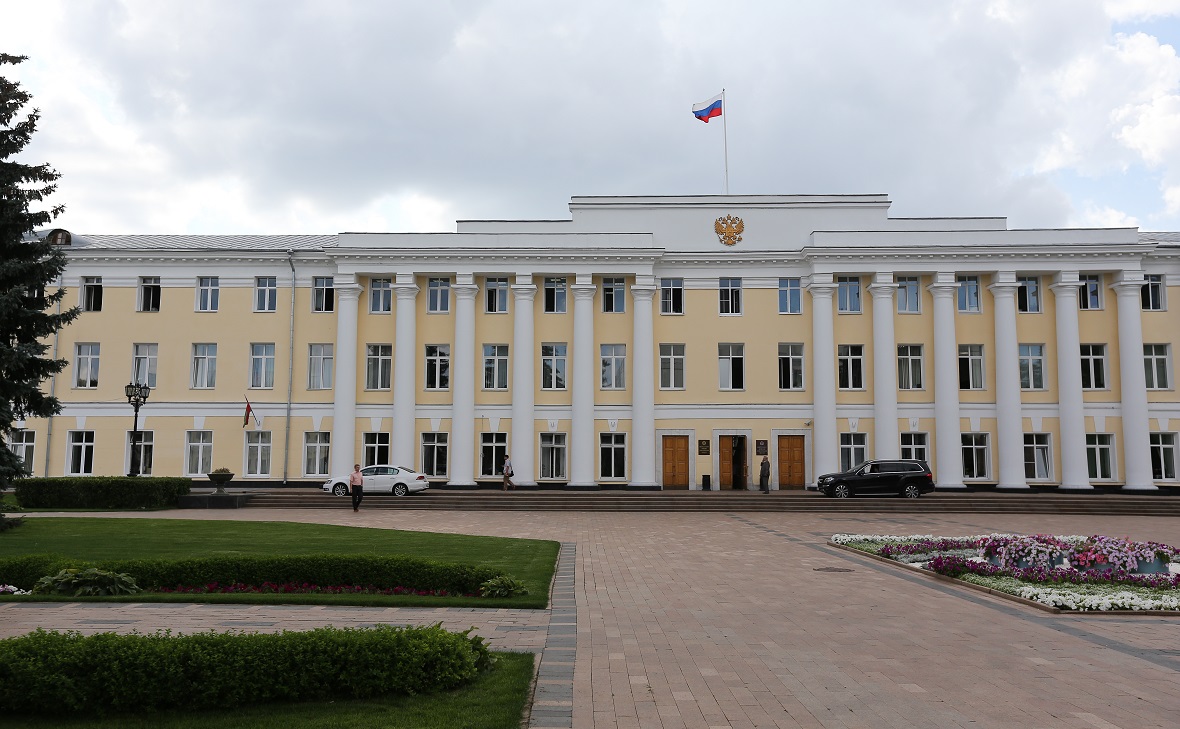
[1112,274,1158,490]
[450,276,478,486]
[570,279,598,488]
[807,276,838,480]
[869,274,899,460]
[511,277,538,486]
[1051,272,1092,489]
[989,273,1029,489]
[630,279,658,488]
[330,279,363,474]
[929,274,965,488]
[392,274,419,469]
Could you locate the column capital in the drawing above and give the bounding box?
[453,283,479,300]
[335,283,364,303]
[511,284,538,301]
[867,282,897,299]
[1109,280,1145,298]
[927,281,957,299]
[571,283,597,300]
[393,283,420,300]
[630,284,658,301]
[1048,280,1080,297]
[987,281,1020,299]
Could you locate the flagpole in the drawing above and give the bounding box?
[721,88,729,195]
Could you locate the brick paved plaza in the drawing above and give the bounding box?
[4,509,1179,728]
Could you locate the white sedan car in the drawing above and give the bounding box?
[322,465,430,497]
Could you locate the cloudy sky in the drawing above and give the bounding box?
[4,0,1180,234]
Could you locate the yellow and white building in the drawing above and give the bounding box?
[15,194,1180,491]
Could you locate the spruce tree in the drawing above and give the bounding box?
[0,53,78,488]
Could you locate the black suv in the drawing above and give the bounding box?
[816,460,935,498]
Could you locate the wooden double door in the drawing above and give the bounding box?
[661,435,690,489]
[777,435,806,489]
[718,435,748,489]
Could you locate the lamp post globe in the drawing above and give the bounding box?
[125,382,151,477]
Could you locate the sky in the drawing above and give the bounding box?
[3,0,1180,235]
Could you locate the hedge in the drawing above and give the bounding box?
[0,553,503,595]
[14,477,192,509]
[0,624,494,716]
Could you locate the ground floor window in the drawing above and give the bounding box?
[961,433,989,480]
[1150,432,1177,480]
[839,433,866,472]
[8,430,34,472]
[303,432,330,476]
[67,430,95,476]
[1023,433,1051,480]
[127,431,154,476]
[481,432,507,477]
[422,432,449,477]
[185,431,213,475]
[363,432,390,467]
[540,433,567,479]
[1086,433,1114,480]
[600,433,626,479]
[900,432,927,462]
[245,431,272,476]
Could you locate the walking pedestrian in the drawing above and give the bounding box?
[502,454,514,491]
[759,455,771,493]
[350,463,364,511]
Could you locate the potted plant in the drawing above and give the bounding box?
[977,534,1070,571]
[207,467,234,495]
[1069,535,1175,574]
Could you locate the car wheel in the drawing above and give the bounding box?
[902,483,921,499]
[332,483,348,497]
[393,483,408,497]
[832,483,851,499]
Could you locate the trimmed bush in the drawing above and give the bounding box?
[14,477,192,509]
[33,568,141,596]
[0,624,494,716]
[0,513,23,532]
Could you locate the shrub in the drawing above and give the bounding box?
[480,576,529,598]
[0,513,23,532]
[13,477,192,509]
[33,568,141,597]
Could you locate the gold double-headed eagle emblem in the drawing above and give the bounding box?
[714,214,744,246]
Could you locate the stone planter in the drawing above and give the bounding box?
[1078,556,1171,575]
[206,471,234,495]
[985,554,1068,571]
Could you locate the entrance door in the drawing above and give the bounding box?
[662,435,690,489]
[777,435,806,489]
[718,435,748,489]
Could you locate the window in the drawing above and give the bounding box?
[363,432,390,467]
[897,344,923,390]
[425,345,450,390]
[900,432,927,461]
[719,277,742,315]
[1144,344,1170,390]
[480,432,507,477]
[243,431,272,476]
[600,433,626,479]
[75,343,100,388]
[308,344,333,390]
[67,431,95,475]
[1019,344,1045,390]
[485,277,509,313]
[718,343,745,390]
[778,278,802,314]
[127,431,153,475]
[896,276,920,313]
[254,276,277,312]
[483,344,508,389]
[957,275,981,313]
[961,433,990,479]
[366,344,392,390]
[1150,433,1177,480]
[778,343,804,390]
[544,277,567,313]
[1078,274,1102,310]
[81,276,103,312]
[1017,275,1041,313]
[1080,344,1107,390]
[660,344,685,390]
[837,276,861,313]
[1142,274,1165,311]
[1086,433,1114,480]
[600,344,626,390]
[837,344,864,390]
[541,343,567,389]
[185,431,213,475]
[369,278,392,313]
[197,276,219,312]
[249,343,276,389]
[839,433,867,472]
[9,430,34,471]
[192,344,217,389]
[132,343,158,388]
[139,276,161,312]
[660,278,683,314]
[427,277,451,313]
[312,276,334,312]
[958,345,984,390]
[421,432,448,477]
[602,277,625,313]
[1024,433,1051,480]
[540,433,567,480]
[303,432,331,476]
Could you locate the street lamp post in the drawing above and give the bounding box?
[125,382,151,477]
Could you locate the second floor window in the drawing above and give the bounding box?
[1079,274,1102,310]
[897,276,920,313]
[1080,344,1107,390]
[837,276,861,313]
[245,431,272,476]
[192,344,217,388]
[660,278,683,314]
[719,343,745,390]
[602,277,625,313]
[308,344,333,390]
[1017,275,1041,313]
[897,344,923,390]
[957,275,981,312]
[958,344,984,390]
[313,276,334,312]
[425,344,450,390]
[600,344,626,390]
[1144,344,1170,390]
[779,278,802,314]
[197,276,219,312]
[719,277,742,314]
[660,343,685,389]
[139,276,161,312]
[370,278,392,313]
[837,344,864,389]
[1142,274,1165,311]
[1024,433,1052,480]
[1019,344,1045,390]
[75,343,100,388]
[132,343,158,388]
[483,344,508,389]
[366,344,392,390]
[778,343,804,390]
[304,432,331,476]
[255,276,277,312]
[427,277,451,313]
[485,277,509,313]
[82,276,103,312]
[250,343,276,389]
[962,433,990,479]
[541,343,567,389]
[1086,433,1114,479]
[67,430,95,475]
[544,278,567,313]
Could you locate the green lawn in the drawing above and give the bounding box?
[0,518,558,609]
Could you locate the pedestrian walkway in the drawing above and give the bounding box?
[6,509,1180,728]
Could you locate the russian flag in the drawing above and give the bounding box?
[692,93,723,123]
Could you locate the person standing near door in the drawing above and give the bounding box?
[759,455,771,493]
[350,464,364,511]
[502,454,514,491]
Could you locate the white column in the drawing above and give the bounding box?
[869,275,899,460]
[569,279,598,488]
[392,274,419,469]
[511,277,538,487]
[629,279,658,488]
[807,276,838,480]
[989,273,1029,489]
[330,279,363,474]
[1051,272,1092,489]
[1112,274,1158,491]
[929,274,965,488]
[450,276,478,486]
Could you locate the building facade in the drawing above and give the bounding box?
[13,194,1180,490]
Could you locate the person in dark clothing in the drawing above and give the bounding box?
[759,455,771,493]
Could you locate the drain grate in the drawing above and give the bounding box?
[813,567,854,573]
